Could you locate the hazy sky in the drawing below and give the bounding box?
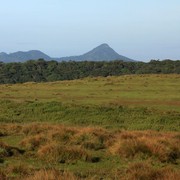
[0,0,180,61]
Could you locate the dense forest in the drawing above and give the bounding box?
[0,59,179,84]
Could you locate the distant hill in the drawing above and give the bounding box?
[0,50,51,62]
[56,44,134,62]
[0,44,134,62]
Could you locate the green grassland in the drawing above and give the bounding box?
[0,74,180,110]
[0,74,180,130]
[0,74,180,179]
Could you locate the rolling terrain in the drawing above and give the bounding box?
[0,74,180,179]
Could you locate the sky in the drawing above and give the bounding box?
[0,0,180,61]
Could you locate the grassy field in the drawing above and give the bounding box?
[0,74,180,110]
[0,74,180,179]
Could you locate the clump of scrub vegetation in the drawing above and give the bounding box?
[0,123,180,179]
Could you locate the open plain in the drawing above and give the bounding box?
[0,74,180,179]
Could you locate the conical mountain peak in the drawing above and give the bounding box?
[59,44,134,62]
[97,43,110,48]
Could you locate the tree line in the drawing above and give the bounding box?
[0,59,179,84]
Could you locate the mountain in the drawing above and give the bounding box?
[0,50,51,62]
[0,44,134,62]
[57,43,134,62]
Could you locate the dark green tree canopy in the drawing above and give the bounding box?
[0,59,179,84]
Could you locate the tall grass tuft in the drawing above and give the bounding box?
[37,143,89,163]
[25,169,78,180]
[125,162,180,180]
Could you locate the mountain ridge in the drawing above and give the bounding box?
[0,44,135,62]
[0,50,51,62]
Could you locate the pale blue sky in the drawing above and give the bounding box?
[0,0,180,61]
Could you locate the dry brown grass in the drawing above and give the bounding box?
[24,169,78,180]
[0,123,22,136]
[6,163,31,176]
[0,141,9,159]
[14,124,180,165]
[110,131,180,163]
[124,162,180,180]
[0,140,24,159]
[159,168,180,180]
[20,133,49,150]
[19,124,115,150]
[37,142,89,163]
[114,139,152,158]
[1,123,180,179]
[0,169,6,180]
[2,124,180,164]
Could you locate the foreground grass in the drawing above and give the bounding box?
[0,100,179,131]
[0,123,180,179]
